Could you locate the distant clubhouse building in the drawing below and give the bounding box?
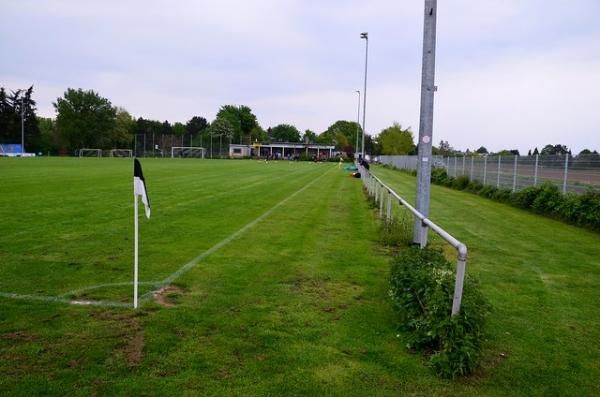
[229,142,336,159]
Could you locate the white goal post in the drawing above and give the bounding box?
[108,149,133,158]
[171,146,206,159]
[79,148,102,157]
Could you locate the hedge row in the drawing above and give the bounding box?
[429,168,600,231]
[389,247,489,378]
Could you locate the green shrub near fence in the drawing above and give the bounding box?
[429,168,600,230]
[389,247,489,378]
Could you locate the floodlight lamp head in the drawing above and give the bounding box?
[360,32,368,39]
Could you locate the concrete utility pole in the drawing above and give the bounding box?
[360,32,369,158]
[414,0,438,246]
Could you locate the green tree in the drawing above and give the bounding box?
[270,124,301,142]
[54,88,116,151]
[211,118,233,139]
[541,144,569,156]
[215,105,258,144]
[172,122,186,136]
[476,146,488,154]
[210,118,234,157]
[438,140,454,156]
[378,123,415,155]
[110,108,135,148]
[0,86,41,152]
[302,129,317,143]
[318,120,362,150]
[365,134,381,156]
[37,117,59,154]
[185,116,208,137]
[250,125,268,142]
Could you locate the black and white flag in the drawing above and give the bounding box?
[134,159,151,219]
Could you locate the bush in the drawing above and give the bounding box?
[511,186,540,208]
[559,190,600,230]
[431,168,449,185]
[531,183,564,213]
[389,247,489,378]
[465,180,484,193]
[492,188,512,203]
[452,176,470,190]
[478,185,497,199]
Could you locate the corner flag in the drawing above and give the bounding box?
[134,159,151,219]
[133,158,150,308]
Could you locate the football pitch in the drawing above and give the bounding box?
[1,158,599,396]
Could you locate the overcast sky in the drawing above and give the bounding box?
[2,0,599,153]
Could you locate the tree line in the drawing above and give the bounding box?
[2,86,596,159]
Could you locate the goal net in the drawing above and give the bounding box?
[171,146,206,159]
[78,148,102,157]
[108,149,133,158]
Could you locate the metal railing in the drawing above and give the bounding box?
[360,166,468,316]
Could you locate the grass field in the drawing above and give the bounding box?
[1,158,599,396]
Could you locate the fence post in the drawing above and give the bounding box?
[462,155,466,176]
[497,155,501,188]
[375,180,379,202]
[512,155,518,192]
[563,155,569,193]
[386,191,392,223]
[379,187,384,217]
[447,156,450,172]
[534,154,539,186]
[470,156,474,180]
[454,156,458,177]
[483,155,488,185]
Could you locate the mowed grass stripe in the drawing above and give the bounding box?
[0,159,330,298]
[372,165,600,396]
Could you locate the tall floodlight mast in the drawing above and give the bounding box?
[360,32,368,158]
[355,90,361,158]
[414,0,438,246]
[19,89,26,155]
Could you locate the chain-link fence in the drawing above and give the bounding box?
[132,133,231,158]
[379,154,600,194]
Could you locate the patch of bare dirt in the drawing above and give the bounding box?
[89,310,145,368]
[153,285,185,307]
[122,330,144,368]
[0,331,35,342]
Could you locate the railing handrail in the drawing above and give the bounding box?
[359,165,468,316]
[369,171,468,260]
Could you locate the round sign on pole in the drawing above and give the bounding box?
[422,135,431,144]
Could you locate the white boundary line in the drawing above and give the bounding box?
[139,165,333,302]
[0,166,334,309]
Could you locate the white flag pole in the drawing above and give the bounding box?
[134,189,139,309]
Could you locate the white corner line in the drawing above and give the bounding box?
[0,165,335,309]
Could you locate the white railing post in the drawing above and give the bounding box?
[386,191,392,223]
[379,187,384,217]
[454,156,458,177]
[451,256,466,316]
[462,155,466,176]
